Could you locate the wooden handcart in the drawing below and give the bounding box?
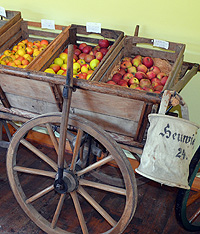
[0,26,199,233]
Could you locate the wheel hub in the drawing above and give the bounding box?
[54,169,78,194]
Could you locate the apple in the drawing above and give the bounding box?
[78,73,88,79]
[74,49,82,57]
[14,59,21,66]
[27,41,33,48]
[79,43,87,51]
[142,56,154,68]
[154,85,164,92]
[120,60,132,70]
[123,73,134,81]
[26,47,33,55]
[81,64,89,73]
[127,66,137,74]
[118,68,126,76]
[73,62,81,72]
[128,77,139,86]
[50,64,61,73]
[17,44,25,50]
[161,76,168,86]
[118,79,128,87]
[122,57,132,63]
[16,56,24,62]
[100,47,108,56]
[157,72,167,80]
[106,80,117,85]
[132,55,142,67]
[137,64,148,73]
[4,50,12,56]
[21,59,29,65]
[77,59,86,66]
[143,87,154,92]
[44,68,55,74]
[85,54,95,63]
[79,53,87,60]
[151,78,162,88]
[130,83,139,89]
[54,57,64,67]
[135,71,147,80]
[12,46,18,52]
[61,63,67,71]
[98,39,109,48]
[73,54,78,61]
[17,49,26,57]
[33,40,41,47]
[57,69,65,75]
[139,78,151,88]
[40,39,49,46]
[149,66,161,75]
[112,73,122,83]
[82,45,92,54]
[135,86,143,91]
[146,71,156,79]
[95,51,103,61]
[59,52,68,61]
[90,59,100,70]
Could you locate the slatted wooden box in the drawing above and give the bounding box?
[0,20,70,69]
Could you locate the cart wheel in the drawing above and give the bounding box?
[175,146,200,232]
[7,112,137,234]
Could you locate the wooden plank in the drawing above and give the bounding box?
[0,86,11,108]
[0,73,57,103]
[72,108,139,137]
[71,88,144,121]
[4,93,59,114]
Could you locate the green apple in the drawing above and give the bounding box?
[90,59,100,70]
[54,57,63,67]
[59,52,68,61]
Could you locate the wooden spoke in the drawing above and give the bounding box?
[46,123,59,154]
[51,193,66,229]
[13,166,56,178]
[189,207,200,223]
[79,179,126,195]
[70,129,83,171]
[187,191,200,206]
[20,138,57,171]
[70,191,89,234]
[26,185,54,204]
[77,155,113,177]
[78,185,117,227]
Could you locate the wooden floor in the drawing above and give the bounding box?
[0,142,199,234]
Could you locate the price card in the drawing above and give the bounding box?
[86,22,101,33]
[0,7,6,17]
[153,39,169,50]
[41,19,55,30]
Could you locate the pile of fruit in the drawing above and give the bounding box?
[44,39,110,80]
[0,39,49,68]
[106,55,169,93]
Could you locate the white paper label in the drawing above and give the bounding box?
[41,19,55,30]
[0,7,6,17]
[86,22,101,33]
[153,39,169,49]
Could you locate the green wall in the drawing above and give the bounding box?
[1,0,200,144]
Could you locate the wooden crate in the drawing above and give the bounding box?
[0,20,70,69]
[0,10,21,39]
[27,24,124,80]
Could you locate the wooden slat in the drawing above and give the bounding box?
[0,86,10,108]
[0,11,21,35]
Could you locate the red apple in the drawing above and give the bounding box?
[95,51,103,61]
[143,87,154,92]
[139,78,151,88]
[154,85,164,92]
[132,55,142,67]
[78,73,88,79]
[157,72,167,80]
[82,45,92,54]
[74,49,82,56]
[40,39,49,46]
[85,54,95,63]
[135,71,148,80]
[112,73,122,83]
[128,77,139,86]
[79,53,87,60]
[118,68,126,76]
[118,79,128,87]
[135,86,143,90]
[120,60,132,70]
[151,78,162,88]
[137,64,148,73]
[98,39,110,48]
[106,80,117,85]
[100,47,108,56]
[146,71,156,79]
[123,73,134,81]
[79,43,87,51]
[161,76,168,86]
[50,64,61,73]
[149,66,161,75]
[142,56,154,68]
